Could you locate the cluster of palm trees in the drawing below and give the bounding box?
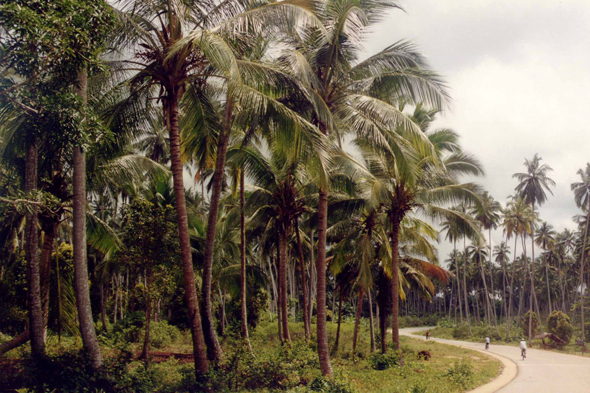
[437,156,590,345]
[8,0,578,382]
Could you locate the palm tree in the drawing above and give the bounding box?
[115,0,322,366]
[535,221,556,314]
[349,111,483,350]
[472,191,501,329]
[281,0,451,371]
[514,154,555,343]
[493,242,510,329]
[571,163,590,341]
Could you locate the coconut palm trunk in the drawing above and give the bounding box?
[334,287,343,351]
[507,235,518,340]
[201,97,235,361]
[368,288,376,352]
[463,238,472,334]
[278,225,291,343]
[453,240,463,322]
[295,219,310,340]
[239,171,252,349]
[390,214,401,349]
[352,287,364,353]
[579,204,590,342]
[166,90,208,374]
[72,71,102,370]
[316,188,333,374]
[24,135,45,360]
[545,257,552,315]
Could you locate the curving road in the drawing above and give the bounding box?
[400,327,590,392]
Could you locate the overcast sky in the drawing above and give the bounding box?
[361,0,590,263]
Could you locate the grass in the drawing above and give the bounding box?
[0,318,502,392]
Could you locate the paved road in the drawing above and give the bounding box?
[400,327,590,392]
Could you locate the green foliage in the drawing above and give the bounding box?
[0,249,27,335]
[547,311,573,345]
[308,376,356,392]
[520,310,540,335]
[148,321,182,349]
[368,351,401,370]
[444,361,474,388]
[452,324,471,339]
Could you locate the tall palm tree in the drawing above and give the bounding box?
[281,0,451,371]
[115,0,322,366]
[493,241,510,329]
[535,221,556,314]
[472,191,501,329]
[514,154,555,343]
[571,163,590,341]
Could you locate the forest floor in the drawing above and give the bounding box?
[0,320,502,392]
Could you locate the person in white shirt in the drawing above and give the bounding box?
[519,338,527,359]
[485,336,490,350]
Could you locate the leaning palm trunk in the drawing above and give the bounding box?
[316,189,333,375]
[295,220,310,340]
[239,171,252,350]
[165,91,209,374]
[201,97,235,361]
[25,136,45,359]
[73,71,102,370]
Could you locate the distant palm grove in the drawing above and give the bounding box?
[1,0,590,391]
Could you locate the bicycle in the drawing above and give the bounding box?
[485,342,489,350]
[521,348,526,360]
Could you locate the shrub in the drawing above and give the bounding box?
[368,351,401,370]
[149,321,182,348]
[547,311,573,345]
[452,324,470,339]
[519,310,539,336]
[444,361,474,388]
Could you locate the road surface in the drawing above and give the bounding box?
[400,327,590,392]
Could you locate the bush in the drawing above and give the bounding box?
[547,311,573,345]
[149,321,182,348]
[519,310,539,336]
[452,324,470,339]
[368,351,401,370]
[444,361,474,388]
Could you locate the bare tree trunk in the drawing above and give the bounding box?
[545,257,552,315]
[368,288,376,353]
[295,220,310,340]
[276,245,283,342]
[579,206,590,342]
[316,189,333,374]
[308,228,315,329]
[100,282,108,333]
[73,71,102,370]
[24,135,45,359]
[453,240,463,322]
[239,171,252,350]
[507,236,518,340]
[40,222,55,339]
[200,96,235,361]
[352,288,364,353]
[279,227,291,343]
[390,215,402,349]
[165,89,208,374]
[463,238,472,335]
[334,287,343,351]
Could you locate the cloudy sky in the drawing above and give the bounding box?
[362,0,590,261]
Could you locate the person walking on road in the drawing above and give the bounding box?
[426,331,430,340]
[485,336,490,350]
[520,338,527,360]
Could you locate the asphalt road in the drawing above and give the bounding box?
[400,327,590,392]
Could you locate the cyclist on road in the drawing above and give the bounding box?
[520,338,527,359]
[485,336,490,350]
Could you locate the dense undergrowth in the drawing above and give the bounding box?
[0,316,501,392]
